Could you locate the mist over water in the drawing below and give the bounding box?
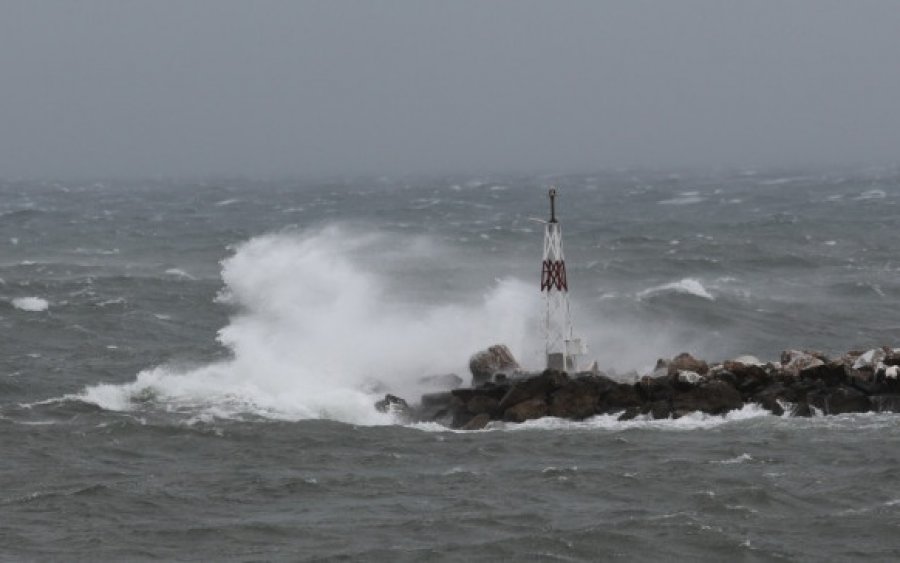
[3,170,900,560]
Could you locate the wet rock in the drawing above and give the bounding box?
[637,375,675,402]
[781,350,825,376]
[808,386,870,415]
[617,406,641,421]
[754,382,796,412]
[643,400,672,420]
[416,391,455,422]
[723,357,771,397]
[847,368,882,395]
[870,395,900,413]
[883,349,900,367]
[503,398,548,423]
[548,376,615,419]
[461,413,491,430]
[672,380,743,415]
[675,370,703,388]
[451,385,508,403]
[374,394,411,420]
[757,395,785,416]
[597,383,643,414]
[799,361,847,387]
[466,395,500,416]
[498,370,568,410]
[469,344,520,387]
[852,348,886,370]
[663,352,709,376]
[791,401,813,417]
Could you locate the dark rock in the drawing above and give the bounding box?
[673,370,704,391]
[664,352,709,376]
[799,361,847,387]
[710,369,738,389]
[467,395,500,416]
[498,370,569,410]
[792,401,813,417]
[672,380,743,415]
[643,400,672,420]
[847,369,882,395]
[617,407,641,421]
[374,394,411,419]
[461,413,491,430]
[883,349,900,367]
[451,386,508,403]
[597,383,643,414]
[757,395,784,416]
[723,359,771,397]
[420,391,454,408]
[753,382,796,412]
[548,376,612,419]
[637,375,675,402]
[808,386,870,415]
[781,350,825,376]
[503,398,548,423]
[415,391,455,423]
[870,395,900,413]
[469,344,520,387]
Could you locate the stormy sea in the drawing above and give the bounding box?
[2,168,900,561]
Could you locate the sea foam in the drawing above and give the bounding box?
[11,297,49,312]
[78,226,540,424]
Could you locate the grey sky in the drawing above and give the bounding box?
[2,1,899,178]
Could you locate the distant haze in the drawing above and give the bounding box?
[2,1,899,178]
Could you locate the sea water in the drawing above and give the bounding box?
[2,169,900,560]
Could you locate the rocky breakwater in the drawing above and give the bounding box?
[375,345,900,430]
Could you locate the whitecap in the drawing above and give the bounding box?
[214,198,240,206]
[856,189,886,200]
[636,278,715,301]
[164,268,196,280]
[713,453,753,464]
[11,296,49,312]
[658,192,706,205]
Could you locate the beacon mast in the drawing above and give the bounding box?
[540,187,585,372]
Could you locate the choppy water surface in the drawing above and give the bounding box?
[2,169,900,560]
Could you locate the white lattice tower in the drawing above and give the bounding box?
[540,188,584,372]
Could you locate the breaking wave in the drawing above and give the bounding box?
[636,278,715,301]
[77,226,540,424]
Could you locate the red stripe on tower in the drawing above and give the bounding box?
[541,259,568,292]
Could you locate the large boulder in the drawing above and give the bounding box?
[808,386,871,415]
[498,370,569,410]
[799,361,847,387]
[871,395,900,413]
[548,375,617,419]
[637,374,676,402]
[672,380,743,416]
[466,395,500,416]
[503,398,548,423]
[597,383,643,414]
[661,352,709,377]
[461,413,491,430]
[781,350,825,376]
[722,356,772,397]
[374,394,412,421]
[469,344,520,387]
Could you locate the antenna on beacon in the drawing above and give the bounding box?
[540,187,585,372]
